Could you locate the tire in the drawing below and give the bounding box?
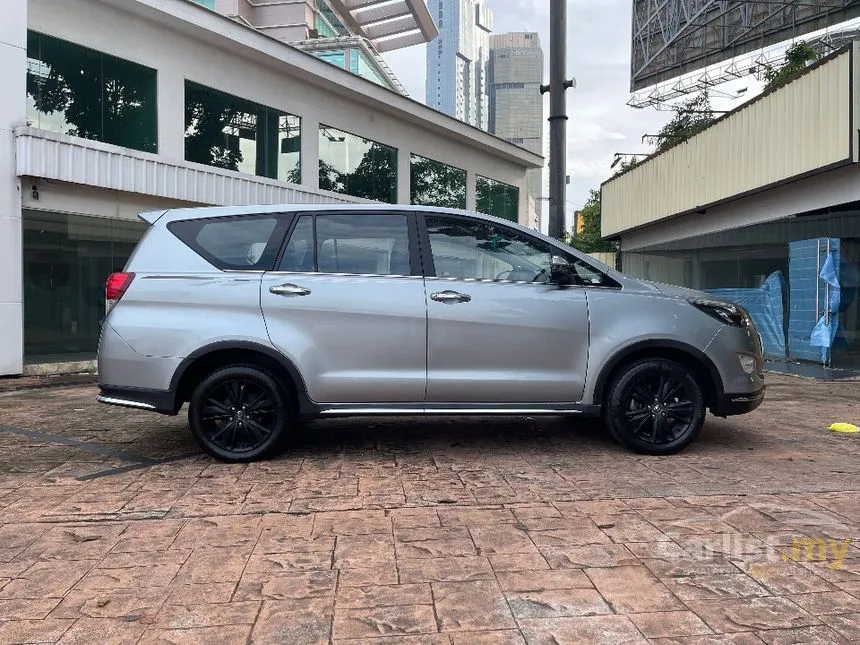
[188,365,291,462]
[605,358,705,455]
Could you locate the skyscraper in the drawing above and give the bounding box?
[425,0,493,130]
[488,32,544,206]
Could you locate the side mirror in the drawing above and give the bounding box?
[550,256,574,285]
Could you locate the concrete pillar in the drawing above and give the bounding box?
[466,170,477,211]
[301,115,319,190]
[0,0,26,375]
[397,148,411,205]
[157,65,186,161]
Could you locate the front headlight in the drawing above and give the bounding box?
[690,298,747,327]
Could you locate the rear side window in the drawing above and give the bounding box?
[169,215,287,270]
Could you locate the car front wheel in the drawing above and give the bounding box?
[189,365,290,462]
[605,358,705,455]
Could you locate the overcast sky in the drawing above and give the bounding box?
[383,0,762,232]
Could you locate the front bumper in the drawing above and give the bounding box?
[712,386,766,417]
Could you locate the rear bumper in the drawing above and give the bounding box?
[97,386,178,415]
[712,386,765,417]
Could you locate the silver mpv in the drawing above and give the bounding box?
[97,204,765,462]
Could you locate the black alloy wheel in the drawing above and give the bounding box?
[189,365,289,462]
[605,358,705,455]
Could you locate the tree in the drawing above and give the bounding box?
[763,41,819,92]
[563,189,617,253]
[652,92,716,153]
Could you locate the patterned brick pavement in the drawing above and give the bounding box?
[0,374,858,644]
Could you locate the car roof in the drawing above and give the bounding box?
[142,203,512,226]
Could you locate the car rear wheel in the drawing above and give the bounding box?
[605,358,705,455]
[189,365,290,462]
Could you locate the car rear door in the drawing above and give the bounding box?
[420,213,590,404]
[260,211,427,404]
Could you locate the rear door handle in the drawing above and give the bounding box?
[431,290,471,304]
[270,284,311,297]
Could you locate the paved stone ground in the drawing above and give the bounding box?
[0,374,859,644]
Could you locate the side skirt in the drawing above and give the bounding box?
[308,403,602,419]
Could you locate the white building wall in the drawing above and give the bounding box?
[28,0,529,199]
[621,163,860,252]
[0,0,26,375]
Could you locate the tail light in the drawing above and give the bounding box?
[105,272,135,314]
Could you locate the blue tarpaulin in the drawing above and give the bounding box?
[810,251,841,363]
[708,271,787,359]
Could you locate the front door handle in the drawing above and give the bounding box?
[270,284,311,297]
[431,290,471,304]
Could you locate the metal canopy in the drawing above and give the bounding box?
[631,0,860,91]
[325,0,438,52]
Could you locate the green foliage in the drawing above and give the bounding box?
[653,92,715,153]
[562,190,618,253]
[614,156,644,176]
[763,42,819,92]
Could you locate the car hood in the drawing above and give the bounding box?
[640,280,731,303]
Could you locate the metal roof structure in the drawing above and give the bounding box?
[325,0,438,52]
[629,20,860,108]
[630,0,860,93]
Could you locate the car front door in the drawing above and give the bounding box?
[260,212,426,404]
[421,213,590,404]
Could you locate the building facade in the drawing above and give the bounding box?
[0,0,540,376]
[205,0,436,94]
[602,46,860,370]
[488,32,544,205]
[425,0,493,130]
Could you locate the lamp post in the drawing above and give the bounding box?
[541,0,574,241]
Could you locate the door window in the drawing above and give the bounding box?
[277,213,411,276]
[425,215,552,282]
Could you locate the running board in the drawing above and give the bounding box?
[317,404,601,417]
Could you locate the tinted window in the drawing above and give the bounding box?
[26,31,157,153]
[476,176,519,222]
[319,126,397,204]
[280,216,314,272]
[411,155,466,209]
[170,216,284,270]
[185,82,301,183]
[278,214,411,276]
[426,216,551,282]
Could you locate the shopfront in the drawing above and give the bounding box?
[622,205,860,368]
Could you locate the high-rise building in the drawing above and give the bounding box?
[489,32,544,207]
[425,0,493,130]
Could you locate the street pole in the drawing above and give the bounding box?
[542,0,573,240]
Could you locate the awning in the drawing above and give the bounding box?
[325,0,438,52]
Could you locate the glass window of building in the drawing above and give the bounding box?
[476,176,519,222]
[26,31,157,153]
[22,211,146,362]
[312,48,398,92]
[185,82,301,183]
[620,207,860,368]
[193,0,216,8]
[315,0,349,37]
[319,125,397,203]
[410,155,466,209]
